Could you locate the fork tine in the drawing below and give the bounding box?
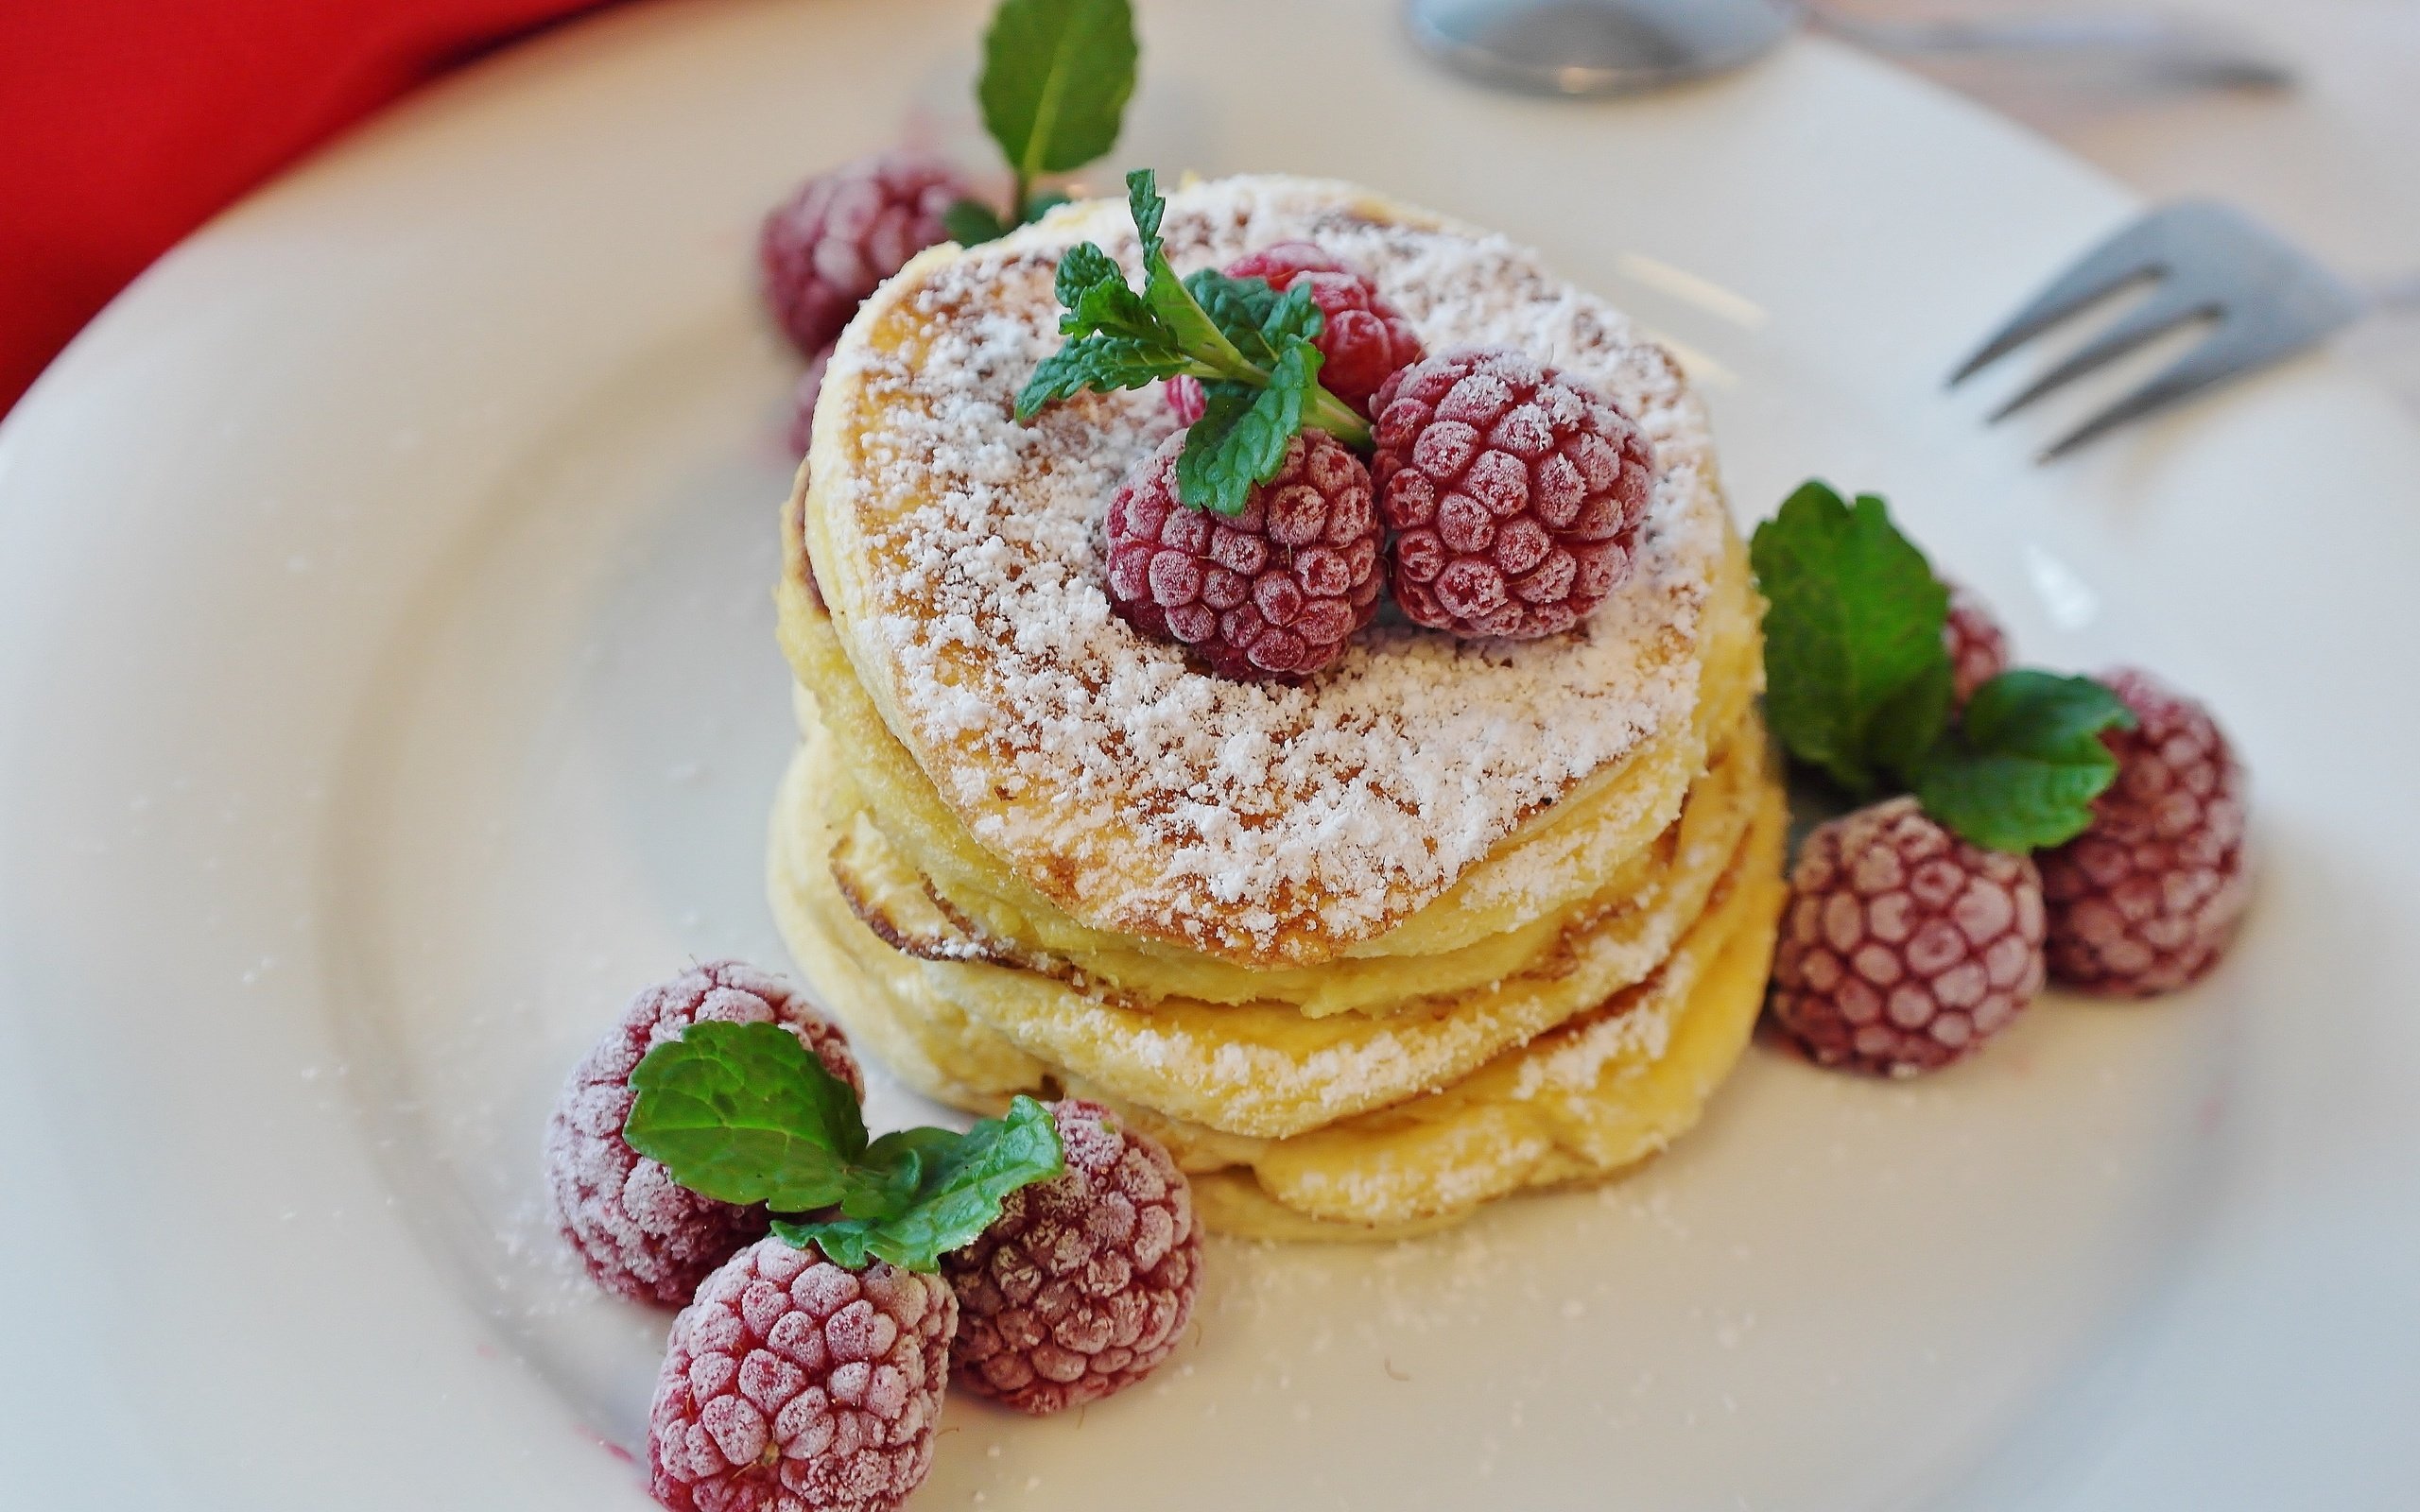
[1958,199,2365,457]
[1986,283,2217,421]
[2037,307,2325,460]
[1947,213,2182,385]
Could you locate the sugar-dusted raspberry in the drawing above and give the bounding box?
[1370,347,1655,640]
[1164,241,1425,423]
[1103,429,1382,679]
[1944,579,2012,703]
[1163,376,1207,426]
[2040,669,2251,996]
[1770,798,2047,1076]
[943,1100,1200,1415]
[1230,242,1426,411]
[547,961,863,1306]
[760,151,969,357]
[650,1238,957,1512]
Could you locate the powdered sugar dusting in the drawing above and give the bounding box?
[818,176,1725,958]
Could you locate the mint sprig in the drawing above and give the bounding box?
[1015,169,1368,516]
[965,0,1137,237]
[1913,672,2134,851]
[1751,481,2135,853]
[623,1022,1064,1272]
[777,1100,1064,1270]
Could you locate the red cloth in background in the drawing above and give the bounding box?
[0,0,605,416]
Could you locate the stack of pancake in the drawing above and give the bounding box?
[769,176,1788,1241]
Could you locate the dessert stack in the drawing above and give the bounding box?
[769,175,1789,1239]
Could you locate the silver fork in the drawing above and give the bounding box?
[1948,199,2413,460]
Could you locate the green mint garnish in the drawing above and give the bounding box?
[1751,480,2135,853]
[979,0,1138,226]
[776,1099,1065,1270]
[1015,169,1368,516]
[623,1022,1064,1272]
[622,1020,869,1210]
[1176,342,1322,517]
[1750,480,1954,796]
[1912,671,2135,851]
[937,0,1135,247]
[943,198,1012,248]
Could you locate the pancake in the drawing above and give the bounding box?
[792,175,1738,969]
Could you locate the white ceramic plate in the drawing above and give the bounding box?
[4,0,2416,1505]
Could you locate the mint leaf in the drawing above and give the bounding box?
[943,198,1011,247]
[1914,751,2115,852]
[1017,336,1195,414]
[774,1096,1066,1271]
[623,1021,869,1211]
[832,1126,963,1221]
[1177,335,1320,516]
[1053,241,1164,342]
[1020,189,1073,225]
[1750,482,1953,795]
[1053,240,1123,308]
[1867,658,1955,785]
[1174,383,1262,514]
[1961,668,2136,755]
[1913,672,2135,850]
[978,0,1137,204]
[1126,167,1167,265]
[1184,268,1278,356]
[1257,281,1326,348]
[1181,272,1322,367]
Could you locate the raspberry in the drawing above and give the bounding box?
[1371,347,1655,640]
[1769,798,2047,1076]
[1163,374,1206,426]
[760,151,968,357]
[942,1101,1200,1415]
[1164,241,1425,422]
[1103,429,1382,679]
[1943,579,2012,704]
[650,1239,956,1512]
[547,961,863,1306]
[2039,669,2251,996]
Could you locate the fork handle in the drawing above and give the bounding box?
[1813,9,2295,90]
[2371,273,2420,313]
